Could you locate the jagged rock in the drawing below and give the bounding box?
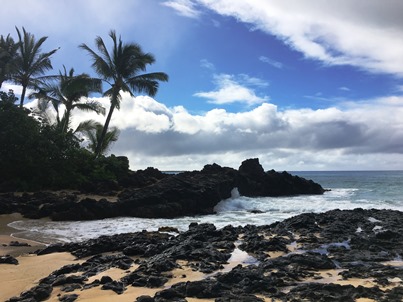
[136,296,155,302]
[59,294,79,302]
[237,158,324,197]
[52,275,86,286]
[216,295,265,302]
[8,209,403,302]
[9,241,30,247]
[101,280,125,294]
[60,284,82,293]
[0,158,324,220]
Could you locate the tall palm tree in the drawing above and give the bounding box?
[75,120,120,156]
[79,30,168,157]
[30,66,105,133]
[13,27,58,108]
[0,34,19,89]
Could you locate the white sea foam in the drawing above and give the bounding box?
[368,217,382,223]
[8,171,403,243]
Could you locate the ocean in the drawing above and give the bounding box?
[8,171,403,244]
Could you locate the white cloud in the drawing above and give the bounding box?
[162,0,201,18]
[238,74,269,87]
[200,59,215,70]
[27,92,403,170]
[195,0,403,77]
[339,86,351,92]
[70,93,172,134]
[259,56,284,69]
[194,73,269,105]
[1,82,34,98]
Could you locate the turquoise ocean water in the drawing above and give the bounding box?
[8,171,403,244]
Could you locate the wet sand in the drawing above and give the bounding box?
[0,213,46,256]
[1,211,403,301]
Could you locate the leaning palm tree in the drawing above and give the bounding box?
[79,30,168,158]
[0,34,19,89]
[76,120,120,156]
[13,27,58,107]
[30,66,104,133]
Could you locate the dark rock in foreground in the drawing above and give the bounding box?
[0,158,324,221]
[0,255,19,265]
[7,208,403,302]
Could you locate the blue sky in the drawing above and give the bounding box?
[1,0,403,171]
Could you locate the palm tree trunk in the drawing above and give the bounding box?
[95,95,117,158]
[19,85,27,108]
[61,109,71,134]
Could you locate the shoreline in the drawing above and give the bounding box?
[0,213,47,257]
[0,214,218,301]
[1,209,403,301]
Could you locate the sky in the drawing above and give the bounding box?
[1,0,403,171]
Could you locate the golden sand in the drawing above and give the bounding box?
[0,252,79,301]
[1,213,399,302]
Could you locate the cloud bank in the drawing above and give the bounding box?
[65,92,403,171]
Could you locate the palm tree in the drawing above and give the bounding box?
[13,27,58,108]
[0,34,19,89]
[79,30,168,157]
[75,120,119,156]
[30,66,105,133]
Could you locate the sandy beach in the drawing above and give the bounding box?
[0,213,49,300]
[0,213,217,301]
[1,209,403,301]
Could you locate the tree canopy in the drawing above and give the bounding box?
[0,27,167,191]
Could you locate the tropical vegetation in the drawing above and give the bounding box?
[79,30,168,157]
[0,27,168,191]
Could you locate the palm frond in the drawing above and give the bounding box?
[74,119,99,133]
[79,42,113,80]
[75,119,119,155]
[73,100,105,115]
[14,27,58,106]
[126,72,168,97]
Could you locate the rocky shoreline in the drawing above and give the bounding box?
[2,158,402,301]
[0,159,324,221]
[3,208,403,301]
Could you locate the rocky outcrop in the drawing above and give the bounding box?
[0,158,324,220]
[115,163,238,219]
[237,158,324,196]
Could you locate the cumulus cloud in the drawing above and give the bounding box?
[70,94,172,134]
[194,73,269,105]
[49,92,403,171]
[193,0,403,77]
[1,82,34,98]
